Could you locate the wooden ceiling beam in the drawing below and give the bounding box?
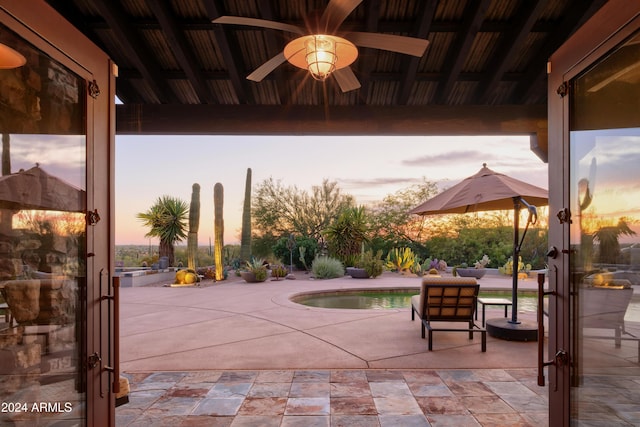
[148,1,217,104]
[203,0,251,104]
[355,0,381,104]
[435,0,491,104]
[92,1,178,103]
[514,0,608,104]
[117,103,546,137]
[397,0,437,105]
[476,1,547,104]
[257,0,289,104]
[78,17,563,35]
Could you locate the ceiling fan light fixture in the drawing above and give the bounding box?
[305,36,336,81]
[284,35,357,81]
[0,43,26,69]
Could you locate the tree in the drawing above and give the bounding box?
[136,195,188,266]
[368,178,439,251]
[593,218,636,264]
[252,178,354,240]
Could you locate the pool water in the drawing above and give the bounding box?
[293,289,540,311]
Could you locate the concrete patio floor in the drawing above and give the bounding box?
[117,271,549,426]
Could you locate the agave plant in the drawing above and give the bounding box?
[385,247,416,273]
[242,258,268,282]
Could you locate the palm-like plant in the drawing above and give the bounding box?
[137,195,188,266]
[324,206,369,267]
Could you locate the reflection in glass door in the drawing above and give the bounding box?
[0,24,87,425]
[569,30,640,425]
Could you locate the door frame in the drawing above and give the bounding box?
[547,0,640,424]
[0,1,116,425]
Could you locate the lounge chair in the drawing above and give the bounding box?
[116,376,130,407]
[580,279,639,360]
[411,276,486,351]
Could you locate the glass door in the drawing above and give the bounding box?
[0,23,88,425]
[568,30,640,425]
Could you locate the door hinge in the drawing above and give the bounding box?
[88,79,100,99]
[556,208,572,224]
[557,81,568,97]
[86,209,101,225]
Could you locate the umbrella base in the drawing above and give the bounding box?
[486,318,538,341]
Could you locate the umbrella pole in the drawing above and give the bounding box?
[511,197,520,324]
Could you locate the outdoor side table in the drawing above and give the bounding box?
[477,297,512,327]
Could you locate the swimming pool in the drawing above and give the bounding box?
[291,288,540,311]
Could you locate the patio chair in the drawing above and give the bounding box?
[411,276,486,351]
[580,279,639,359]
[116,376,130,407]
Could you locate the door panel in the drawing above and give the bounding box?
[0,6,115,423]
[567,31,640,425]
[0,21,88,426]
[548,4,640,424]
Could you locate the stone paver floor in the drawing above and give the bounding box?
[116,368,548,426]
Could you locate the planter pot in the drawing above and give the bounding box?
[240,271,268,283]
[2,280,40,324]
[346,267,370,279]
[455,268,486,279]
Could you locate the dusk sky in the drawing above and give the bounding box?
[115,134,548,246]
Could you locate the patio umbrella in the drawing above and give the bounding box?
[0,165,85,212]
[410,164,548,339]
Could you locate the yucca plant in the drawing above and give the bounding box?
[137,195,188,266]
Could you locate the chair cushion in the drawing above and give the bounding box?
[117,376,130,399]
[414,276,477,318]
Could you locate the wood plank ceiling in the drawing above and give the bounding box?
[45,0,606,145]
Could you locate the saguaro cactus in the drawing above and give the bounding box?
[214,182,224,281]
[240,168,252,261]
[187,183,200,271]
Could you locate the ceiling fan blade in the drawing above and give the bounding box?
[246,52,287,82]
[213,16,305,35]
[333,67,361,92]
[345,32,429,57]
[321,0,363,32]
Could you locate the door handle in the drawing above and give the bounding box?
[101,276,121,394]
[537,272,558,386]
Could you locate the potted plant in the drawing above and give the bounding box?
[453,254,490,279]
[346,250,384,279]
[240,258,269,283]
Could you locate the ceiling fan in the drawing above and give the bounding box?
[212,0,429,92]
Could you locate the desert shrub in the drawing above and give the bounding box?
[197,266,216,280]
[273,235,318,269]
[271,264,288,280]
[311,257,344,279]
